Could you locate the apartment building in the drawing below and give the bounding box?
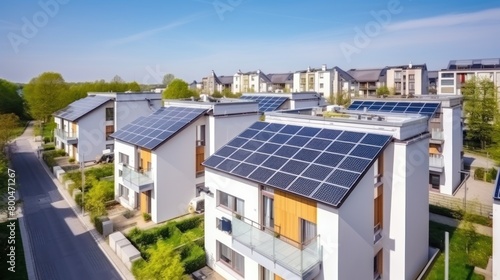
[438,58,500,96]
[202,70,233,95]
[385,64,429,95]
[53,92,162,162]
[266,73,293,93]
[347,68,386,96]
[493,172,500,280]
[111,99,260,223]
[292,65,356,100]
[348,96,463,195]
[203,108,431,280]
[428,71,438,94]
[239,92,326,112]
[232,70,274,93]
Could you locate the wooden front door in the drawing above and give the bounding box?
[140,191,151,214]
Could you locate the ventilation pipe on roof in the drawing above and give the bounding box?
[363,107,367,113]
[409,61,413,69]
[322,64,327,71]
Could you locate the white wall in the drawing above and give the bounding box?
[114,99,162,131]
[204,169,261,280]
[290,99,321,110]
[493,200,500,280]
[386,138,429,280]
[207,114,259,156]
[114,140,138,208]
[152,117,206,223]
[441,106,463,194]
[76,102,113,162]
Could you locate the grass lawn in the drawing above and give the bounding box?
[0,220,28,279]
[426,221,491,280]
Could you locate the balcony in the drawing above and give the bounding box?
[429,155,444,173]
[231,214,322,280]
[430,129,444,144]
[54,128,78,144]
[121,165,154,193]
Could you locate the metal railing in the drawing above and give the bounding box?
[231,213,322,277]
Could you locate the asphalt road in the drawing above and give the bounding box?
[10,136,122,280]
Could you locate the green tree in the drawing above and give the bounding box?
[463,77,498,149]
[24,72,69,122]
[163,73,175,87]
[0,113,20,150]
[0,79,24,118]
[132,241,185,280]
[211,91,223,98]
[335,91,351,106]
[376,85,390,97]
[163,79,198,99]
[85,180,114,219]
[111,75,125,83]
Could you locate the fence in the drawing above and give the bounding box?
[429,192,492,217]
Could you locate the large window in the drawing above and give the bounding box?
[262,186,274,230]
[218,241,245,276]
[430,174,440,190]
[119,184,129,200]
[300,219,317,244]
[441,73,454,78]
[106,108,114,121]
[218,191,244,215]
[106,125,114,140]
[196,125,206,146]
[374,249,383,279]
[119,152,129,165]
[408,74,415,80]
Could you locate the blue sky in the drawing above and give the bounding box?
[1,0,499,84]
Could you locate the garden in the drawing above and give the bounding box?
[426,221,492,280]
[127,215,206,279]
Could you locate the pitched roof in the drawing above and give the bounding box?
[267,73,293,84]
[53,95,113,122]
[218,76,233,85]
[347,68,385,82]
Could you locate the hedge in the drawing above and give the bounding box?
[42,149,66,167]
[181,244,206,274]
[93,216,109,235]
[175,216,203,233]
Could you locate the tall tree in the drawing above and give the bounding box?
[0,113,20,150]
[111,75,125,83]
[0,79,24,118]
[376,85,390,97]
[463,77,498,149]
[163,79,198,99]
[132,241,185,280]
[24,72,69,122]
[162,73,175,87]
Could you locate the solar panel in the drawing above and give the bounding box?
[111,106,206,150]
[203,121,391,207]
[54,95,113,121]
[494,170,500,200]
[348,100,440,117]
[240,95,288,112]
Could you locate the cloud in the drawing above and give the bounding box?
[106,13,208,47]
[386,8,500,31]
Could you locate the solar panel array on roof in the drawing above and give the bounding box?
[240,95,288,112]
[348,101,440,117]
[494,170,500,200]
[54,95,113,121]
[203,122,391,207]
[111,106,207,150]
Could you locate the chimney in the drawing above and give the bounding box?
[322,64,327,71]
[307,66,311,72]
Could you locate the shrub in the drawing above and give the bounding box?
[43,144,55,151]
[68,157,75,163]
[142,213,151,222]
[155,224,175,239]
[485,172,493,183]
[75,193,85,208]
[474,167,485,180]
[182,244,206,274]
[93,216,109,235]
[489,167,498,181]
[43,136,50,143]
[176,216,203,233]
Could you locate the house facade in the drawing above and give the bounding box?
[53,92,162,162]
[203,108,431,280]
[385,64,429,95]
[112,100,260,223]
[348,96,463,195]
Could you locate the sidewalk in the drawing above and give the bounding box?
[429,213,492,237]
[20,122,135,280]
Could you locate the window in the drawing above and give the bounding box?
[374,194,383,242]
[395,82,401,90]
[409,74,415,80]
[319,73,324,78]
[106,144,114,152]
[218,191,244,215]
[106,125,114,140]
[196,125,206,146]
[430,174,440,189]
[218,241,244,276]
[300,219,317,244]
[441,80,454,86]
[409,82,415,90]
[319,83,324,89]
[441,73,454,78]
[300,78,306,84]
[394,71,401,79]
[119,169,122,177]
[263,194,274,230]
[119,184,129,200]
[106,108,114,121]
[119,152,129,165]
[374,249,383,279]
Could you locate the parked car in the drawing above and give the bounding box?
[95,153,114,164]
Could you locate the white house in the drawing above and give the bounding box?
[111,99,260,223]
[203,107,431,280]
[53,92,162,162]
[347,95,463,195]
[493,171,500,280]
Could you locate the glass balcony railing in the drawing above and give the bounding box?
[54,128,77,141]
[429,155,444,169]
[121,165,154,193]
[431,129,444,140]
[231,214,322,278]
